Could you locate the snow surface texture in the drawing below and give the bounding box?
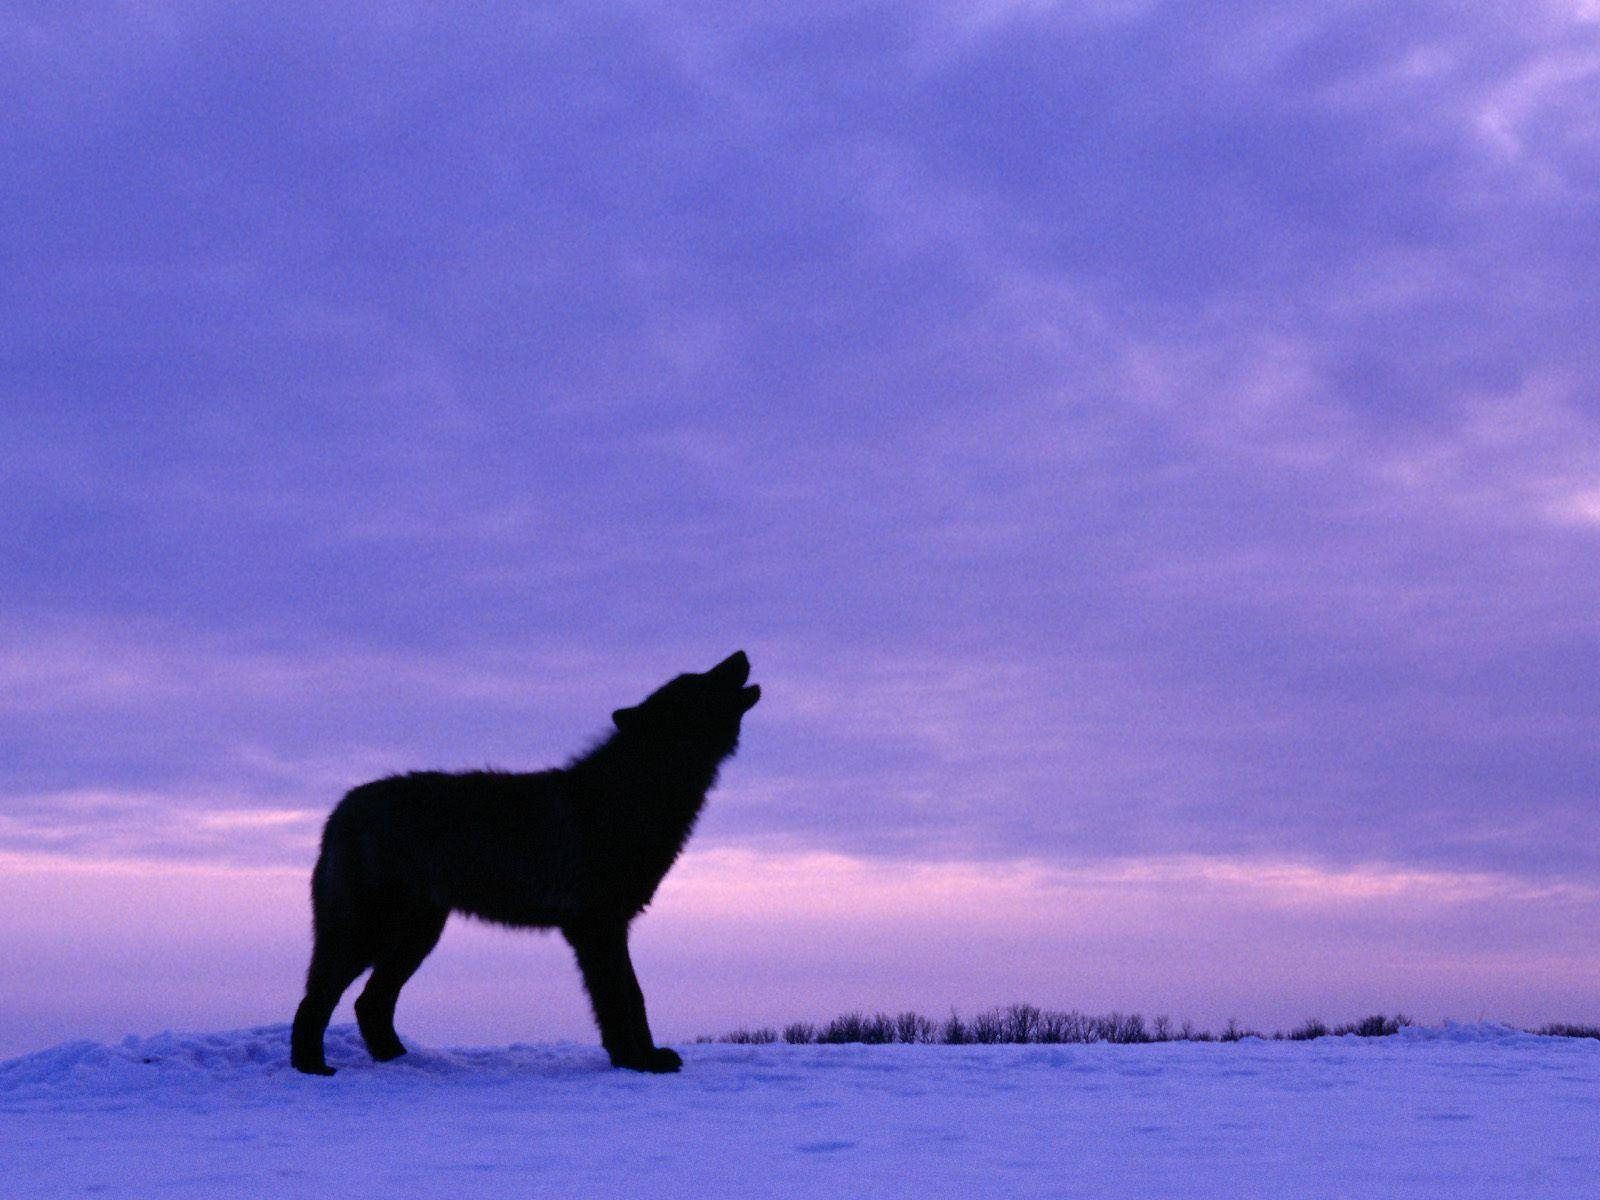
[2,1023,1595,1198]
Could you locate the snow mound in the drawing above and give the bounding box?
[4,1026,1597,1198]
[0,1026,289,1100]
[1394,1020,1543,1046]
[0,1024,609,1102]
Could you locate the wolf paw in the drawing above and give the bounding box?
[359,1028,407,1062]
[649,1047,683,1072]
[356,1001,408,1061]
[611,1045,682,1073]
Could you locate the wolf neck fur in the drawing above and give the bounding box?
[567,728,737,824]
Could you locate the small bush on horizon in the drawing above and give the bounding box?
[1335,1014,1412,1037]
[817,1012,902,1044]
[725,1027,777,1044]
[1538,1023,1600,1040]
[969,1009,1006,1044]
[896,1011,937,1043]
[815,1012,865,1044]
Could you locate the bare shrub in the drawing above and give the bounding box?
[1540,1023,1600,1040]
[895,1011,936,1043]
[1333,1014,1410,1037]
[941,1012,972,1044]
[1033,1010,1077,1043]
[968,1009,1006,1044]
[858,1012,896,1044]
[722,1027,777,1044]
[1002,1004,1041,1043]
[818,1012,867,1044]
[1102,1013,1150,1044]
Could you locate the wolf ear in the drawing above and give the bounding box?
[612,706,642,731]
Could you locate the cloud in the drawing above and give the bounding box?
[2,0,1597,897]
[0,791,322,868]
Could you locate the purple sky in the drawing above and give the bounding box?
[4,2,1599,1053]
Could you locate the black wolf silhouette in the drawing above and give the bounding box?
[290,651,760,1075]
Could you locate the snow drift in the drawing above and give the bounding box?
[3,1023,1595,1198]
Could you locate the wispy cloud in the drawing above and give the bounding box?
[2,0,1597,899]
[0,791,323,868]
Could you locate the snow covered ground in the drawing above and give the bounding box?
[2,1023,1595,1198]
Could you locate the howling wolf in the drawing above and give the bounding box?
[289,651,760,1076]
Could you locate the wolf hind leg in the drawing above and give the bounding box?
[292,935,369,1076]
[354,904,448,1063]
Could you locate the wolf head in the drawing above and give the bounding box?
[611,652,761,749]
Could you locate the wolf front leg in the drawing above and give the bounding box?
[562,921,682,1073]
